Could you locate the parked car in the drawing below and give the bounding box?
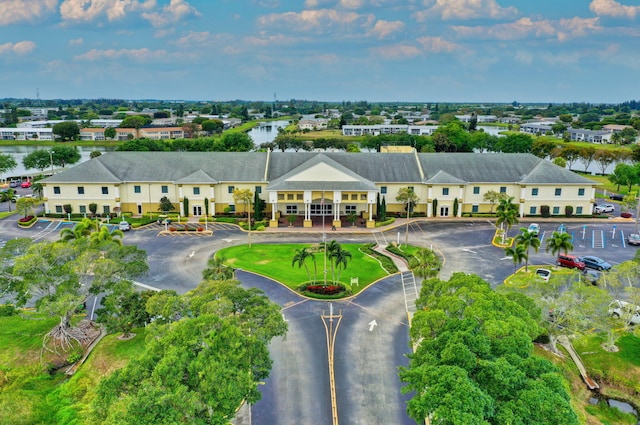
[556,254,585,270]
[579,255,612,271]
[620,212,633,218]
[594,204,615,214]
[535,268,551,282]
[609,300,640,325]
[20,180,32,188]
[555,223,567,234]
[628,234,640,246]
[9,180,20,188]
[118,221,131,231]
[582,269,601,285]
[609,193,625,201]
[527,223,540,236]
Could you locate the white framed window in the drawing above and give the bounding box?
[345,205,357,213]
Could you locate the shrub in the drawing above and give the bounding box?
[0,304,17,317]
[540,205,550,218]
[565,205,573,217]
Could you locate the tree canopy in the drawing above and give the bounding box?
[401,273,578,425]
[90,279,287,424]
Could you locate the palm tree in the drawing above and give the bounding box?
[89,226,123,246]
[59,218,96,242]
[410,248,442,280]
[546,231,574,258]
[505,244,528,272]
[31,182,44,199]
[495,196,519,244]
[0,188,16,212]
[496,207,518,244]
[514,228,541,272]
[334,248,352,283]
[202,255,234,281]
[291,247,313,281]
[323,240,341,282]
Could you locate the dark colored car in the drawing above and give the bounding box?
[582,269,601,285]
[609,193,624,201]
[556,254,585,270]
[580,255,612,271]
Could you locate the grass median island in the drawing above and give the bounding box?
[218,243,390,295]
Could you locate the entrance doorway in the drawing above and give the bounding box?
[193,205,202,216]
[440,206,449,217]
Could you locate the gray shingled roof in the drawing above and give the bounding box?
[42,151,596,188]
[267,152,422,183]
[43,151,269,184]
[416,153,595,185]
[266,153,378,192]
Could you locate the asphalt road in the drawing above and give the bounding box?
[1,215,639,425]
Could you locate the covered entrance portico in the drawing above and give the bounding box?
[265,154,378,228]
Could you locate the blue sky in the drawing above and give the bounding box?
[1,0,640,103]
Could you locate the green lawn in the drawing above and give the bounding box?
[218,243,390,292]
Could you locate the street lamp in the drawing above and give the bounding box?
[49,150,55,175]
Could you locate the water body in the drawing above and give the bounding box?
[247,120,290,146]
[0,145,114,180]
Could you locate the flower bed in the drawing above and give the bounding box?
[17,215,37,227]
[304,284,344,295]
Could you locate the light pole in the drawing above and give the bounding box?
[49,150,55,175]
[322,191,327,285]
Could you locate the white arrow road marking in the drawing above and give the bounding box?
[500,256,512,261]
[462,248,477,254]
[188,251,195,258]
[368,319,378,332]
[223,238,236,243]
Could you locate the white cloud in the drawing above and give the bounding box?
[340,0,366,9]
[415,0,519,21]
[74,47,170,62]
[452,17,601,41]
[370,43,422,59]
[590,0,640,18]
[0,41,36,55]
[0,0,57,25]
[368,20,404,38]
[60,0,156,23]
[514,50,533,65]
[142,0,201,27]
[416,36,459,52]
[258,8,374,33]
[69,38,84,46]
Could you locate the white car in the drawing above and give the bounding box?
[609,300,640,325]
[527,223,540,236]
[118,221,131,231]
[535,268,551,282]
[594,204,615,214]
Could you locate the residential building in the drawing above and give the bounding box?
[42,151,598,228]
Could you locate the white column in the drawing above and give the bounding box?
[271,203,276,221]
[368,203,373,221]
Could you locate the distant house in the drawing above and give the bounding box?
[602,124,633,133]
[519,122,553,135]
[298,119,328,130]
[455,115,497,123]
[342,124,437,136]
[567,128,610,143]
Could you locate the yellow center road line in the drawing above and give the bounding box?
[322,310,342,425]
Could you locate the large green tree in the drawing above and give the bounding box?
[52,145,81,168]
[4,239,148,350]
[22,149,52,172]
[52,121,80,141]
[546,231,574,257]
[401,273,577,425]
[0,153,17,175]
[90,279,287,424]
